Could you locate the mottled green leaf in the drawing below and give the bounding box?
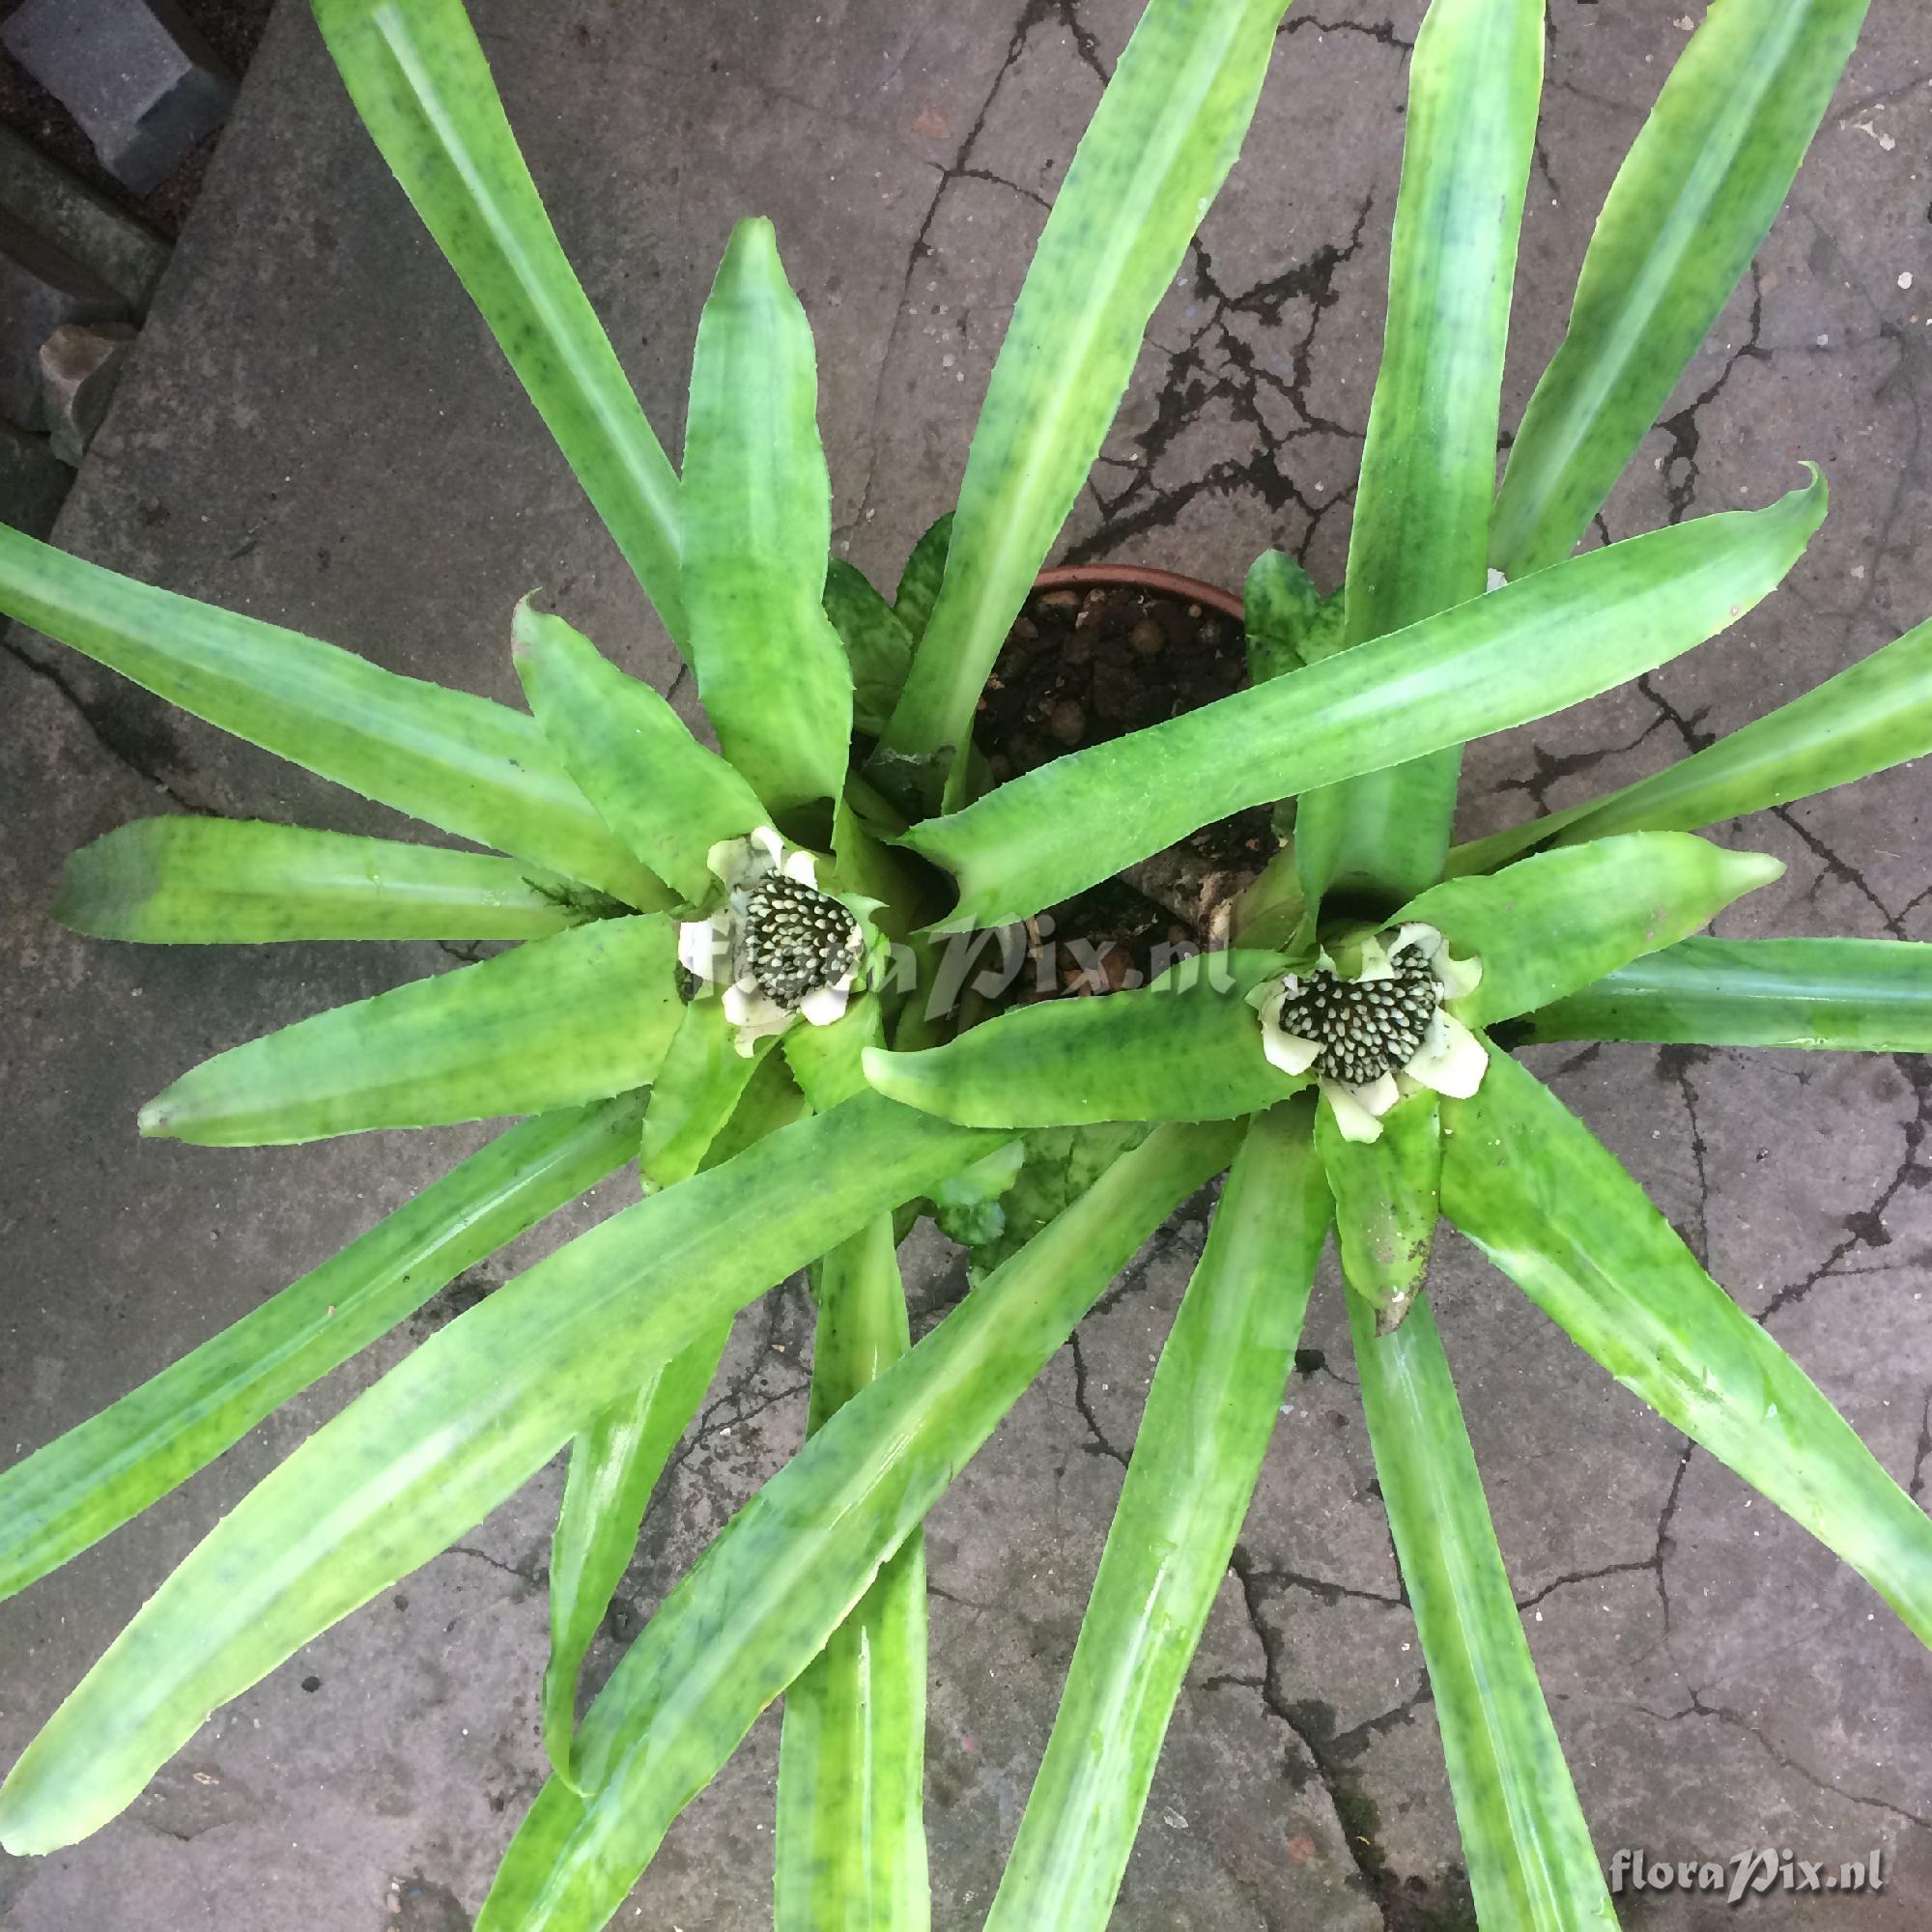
[1241,550,1330,684]
[893,513,953,643]
[1442,1046,1932,1645]
[513,603,765,907]
[0,1094,1000,1856]
[873,0,1289,802]
[986,1103,1325,1930]
[473,1122,1239,1931]
[1319,1089,1439,1333]
[1348,1291,1618,1929]
[862,953,1302,1127]
[640,1001,770,1190]
[312,0,685,638]
[52,817,604,944]
[1398,832,1782,1028]
[683,217,853,813]
[544,1326,728,1788]
[1293,0,1542,916]
[963,1122,1151,1283]
[776,1216,928,1931]
[824,559,916,739]
[139,915,682,1146]
[1491,0,1870,578]
[0,523,662,907]
[0,1096,642,1606]
[1450,612,1932,877]
[1508,936,1932,1053]
[903,477,1825,930]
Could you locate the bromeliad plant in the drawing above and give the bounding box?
[0,0,1925,1925]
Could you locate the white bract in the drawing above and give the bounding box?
[1250,921,1486,1142]
[677,826,869,1055]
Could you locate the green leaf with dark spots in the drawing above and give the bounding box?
[513,603,765,908]
[1319,1089,1440,1333]
[903,479,1825,930]
[1491,0,1870,578]
[683,218,854,814]
[1396,832,1783,1029]
[52,817,600,944]
[0,1095,643,1605]
[0,1094,1002,1857]
[313,0,685,640]
[893,513,953,643]
[1349,1290,1619,1928]
[139,915,683,1146]
[1441,1046,1932,1646]
[1506,936,1932,1053]
[824,559,916,739]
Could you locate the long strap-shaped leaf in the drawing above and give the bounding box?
[1491,0,1870,579]
[1450,612,1932,877]
[514,603,767,907]
[904,478,1824,929]
[1320,1090,1439,1334]
[139,915,683,1146]
[776,1216,930,1931]
[543,1327,729,1789]
[0,1095,642,1606]
[985,1102,1327,1932]
[1397,832,1781,1030]
[0,523,662,906]
[1293,0,1542,916]
[312,0,686,640]
[1510,936,1932,1053]
[0,1094,1000,1857]
[1442,1046,1932,1643]
[473,1121,1240,1931]
[683,218,853,815]
[874,0,1290,803]
[862,952,1303,1127]
[52,816,607,943]
[1348,1291,1619,1929]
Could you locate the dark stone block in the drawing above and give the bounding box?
[0,420,71,538]
[41,320,140,466]
[0,127,172,315]
[0,0,239,196]
[0,210,127,431]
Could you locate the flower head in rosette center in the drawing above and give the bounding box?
[677,826,871,1054]
[1251,921,1487,1142]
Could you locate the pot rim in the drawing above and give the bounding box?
[1031,563,1244,626]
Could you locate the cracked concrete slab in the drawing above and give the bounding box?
[4,1,1932,1927]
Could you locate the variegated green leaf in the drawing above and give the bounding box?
[1349,1291,1618,1929]
[139,915,682,1146]
[639,1002,769,1190]
[1450,612,1932,877]
[313,0,685,639]
[1442,1046,1932,1645]
[683,217,853,813]
[1319,1088,1439,1333]
[873,0,1290,804]
[1508,936,1932,1053]
[1491,0,1870,578]
[0,1094,1001,1856]
[1397,832,1782,1029]
[513,602,765,906]
[824,560,916,739]
[893,513,953,643]
[51,817,605,944]
[0,523,663,906]
[1242,550,1331,684]
[776,1216,928,1931]
[985,1102,1326,1930]
[0,1095,642,1605]
[904,477,1825,929]
[1293,0,1542,916]
[473,1121,1239,1931]
[862,952,1303,1126]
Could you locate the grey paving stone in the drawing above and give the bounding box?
[0,208,126,430]
[0,0,237,196]
[0,126,171,314]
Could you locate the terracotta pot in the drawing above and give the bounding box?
[1031,562,1244,625]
